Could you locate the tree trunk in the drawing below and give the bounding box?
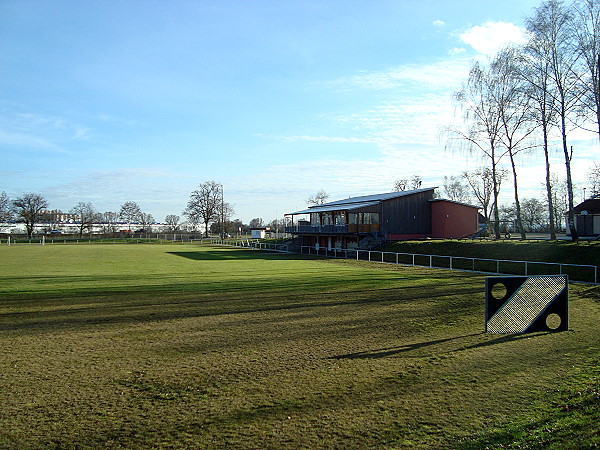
[26,222,34,239]
[491,159,501,239]
[509,151,526,239]
[563,137,578,241]
[542,121,557,239]
[597,52,600,146]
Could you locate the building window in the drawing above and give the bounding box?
[364,213,380,224]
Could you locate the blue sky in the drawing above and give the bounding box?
[1,0,597,224]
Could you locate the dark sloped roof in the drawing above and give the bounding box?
[286,187,437,215]
[573,197,600,214]
[321,187,436,206]
[429,198,480,209]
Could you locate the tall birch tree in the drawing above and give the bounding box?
[526,0,581,240]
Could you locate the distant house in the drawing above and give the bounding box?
[285,188,480,250]
[572,196,600,236]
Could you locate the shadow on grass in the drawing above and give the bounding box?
[0,281,483,334]
[329,331,554,360]
[167,251,295,261]
[463,331,557,350]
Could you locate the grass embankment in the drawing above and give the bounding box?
[381,239,600,267]
[0,244,598,448]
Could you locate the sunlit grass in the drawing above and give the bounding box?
[0,243,598,448]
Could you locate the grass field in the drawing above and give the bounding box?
[0,243,598,448]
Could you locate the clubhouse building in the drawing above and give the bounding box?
[285,187,480,250]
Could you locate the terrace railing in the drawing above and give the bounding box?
[300,246,598,284]
[285,224,380,234]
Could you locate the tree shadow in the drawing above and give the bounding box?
[328,331,554,360]
[328,334,479,360]
[167,251,294,261]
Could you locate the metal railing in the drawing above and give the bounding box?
[203,238,289,253]
[285,224,380,234]
[300,246,598,284]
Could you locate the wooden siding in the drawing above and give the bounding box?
[380,190,433,236]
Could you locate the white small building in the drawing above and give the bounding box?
[250,227,268,239]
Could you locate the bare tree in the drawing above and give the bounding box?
[214,201,235,238]
[410,175,422,189]
[573,0,600,145]
[70,202,100,237]
[520,36,560,239]
[306,189,330,206]
[394,175,422,191]
[443,175,471,203]
[526,0,581,239]
[493,47,539,239]
[139,212,154,232]
[446,61,507,238]
[102,211,120,234]
[249,218,264,228]
[0,191,13,224]
[119,201,142,231]
[13,193,48,238]
[549,172,570,230]
[183,181,222,237]
[521,197,548,231]
[393,178,408,191]
[463,167,508,224]
[588,162,600,196]
[165,214,180,232]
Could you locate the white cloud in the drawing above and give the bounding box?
[323,57,471,92]
[433,19,445,28]
[449,47,466,55]
[459,21,527,57]
[0,129,68,153]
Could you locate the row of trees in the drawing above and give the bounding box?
[1,184,285,239]
[0,192,164,238]
[445,0,599,240]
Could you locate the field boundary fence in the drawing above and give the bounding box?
[1,233,209,246]
[202,238,289,253]
[299,246,598,284]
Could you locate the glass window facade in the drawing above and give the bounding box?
[348,212,380,225]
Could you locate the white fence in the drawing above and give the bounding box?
[202,238,289,252]
[300,246,598,284]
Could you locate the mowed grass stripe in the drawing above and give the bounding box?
[0,243,598,448]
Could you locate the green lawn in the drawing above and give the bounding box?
[0,243,598,448]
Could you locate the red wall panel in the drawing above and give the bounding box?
[430,201,479,239]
